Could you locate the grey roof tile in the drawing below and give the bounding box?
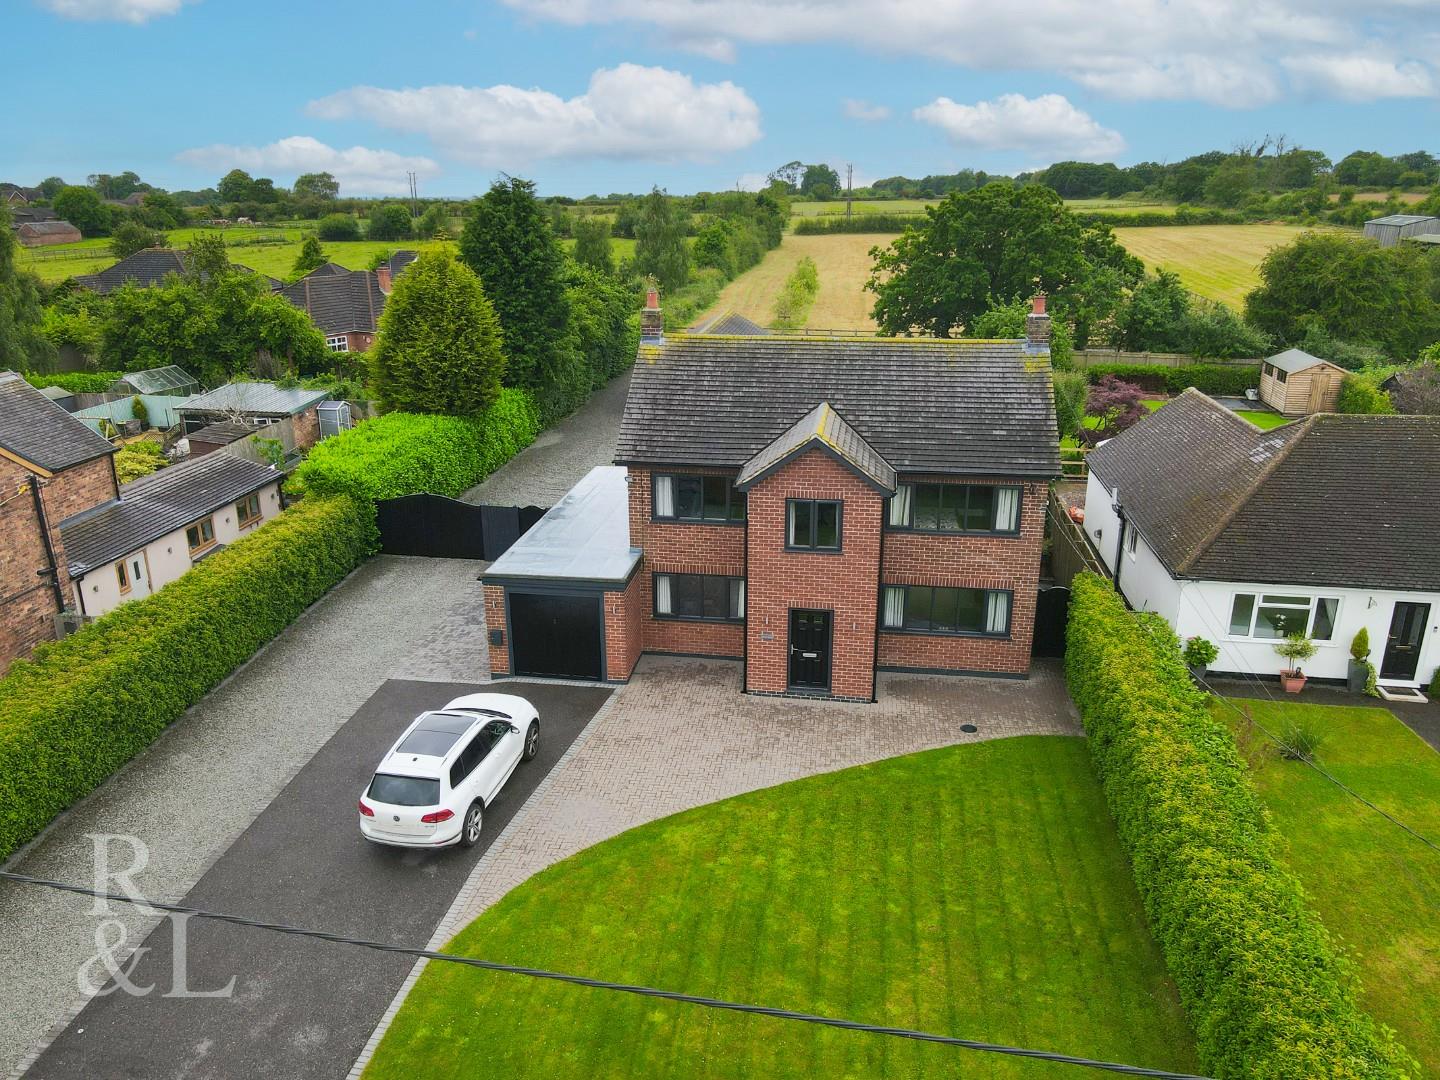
[0,370,115,471]
[688,311,769,335]
[278,269,386,335]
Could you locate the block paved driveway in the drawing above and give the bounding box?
[350,655,1081,1075]
[22,678,610,1080]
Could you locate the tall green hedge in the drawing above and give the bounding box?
[791,213,925,234]
[1082,362,1260,395]
[288,388,541,502]
[23,370,125,394]
[0,495,375,862]
[1065,574,1414,1079]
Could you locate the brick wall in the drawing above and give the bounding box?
[483,584,508,676]
[744,451,883,701]
[602,571,645,680]
[877,478,1045,676]
[627,465,746,659]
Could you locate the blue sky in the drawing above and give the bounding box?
[10,0,1440,198]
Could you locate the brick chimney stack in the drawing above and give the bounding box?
[375,264,393,294]
[1025,293,1051,353]
[640,288,664,344]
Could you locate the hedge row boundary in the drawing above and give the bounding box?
[23,370,125,394]
[1065,573,1414,1078]
[0,495,375,862]
[1081,362,1260,396]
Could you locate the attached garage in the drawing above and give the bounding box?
[482,467,642,683]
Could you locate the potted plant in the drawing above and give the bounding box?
[1274,632,1318,693]
[1183,635,1219,681]
[1347,627,1371,694]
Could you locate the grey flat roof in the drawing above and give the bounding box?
[1368,214,1437,226]
[483,466,641,587]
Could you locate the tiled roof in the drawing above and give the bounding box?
[278,269,386,335]
[736,402,896,493]
[1089,389,1440,591]
[688,310,769,335]
[58,453,278,575]
[302,262,352,279]
[187,420,254,446]
[74,248,280,294]
[385,250,419,276]
[617,334,1060,478]
[0,370,115,472]
[177,382,328,416]
[16,220,78,237]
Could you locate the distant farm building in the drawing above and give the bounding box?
[1364,214,1440,248]
[14,220,82,246]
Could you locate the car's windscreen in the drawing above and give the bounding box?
[368,774,440,807]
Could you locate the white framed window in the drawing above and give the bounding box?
[326,335,349,353]
[1228,593,1338,641]
[1126,528,1139,557]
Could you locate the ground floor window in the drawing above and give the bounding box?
[1228,592,1338,640]
[236,491,262,527]
[116,560,130,594]
[326,335,349,353]
[654,573,744,621]
[881,584,1010,637]
[186,516,216,555]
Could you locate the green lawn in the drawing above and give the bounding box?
[365,736,1196,1080]
[1218,698,1440,1074]
[1234,409,1291,430]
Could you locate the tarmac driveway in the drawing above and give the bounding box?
[23,678,611,1080]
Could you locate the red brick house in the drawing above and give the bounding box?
[278,251,417,353]
[482,295,1059,700]
[0,371,119,674]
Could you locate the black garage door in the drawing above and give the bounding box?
[509,592,604,680]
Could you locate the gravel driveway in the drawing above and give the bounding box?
[0,556,489,1079]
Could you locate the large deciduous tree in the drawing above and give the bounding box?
[293,172,339,201]
[109,220,167,260]
[367,203,412,241]
[867,182,1140,338]
[216,169,256,203]
[372,249,505,416]
[53,186,113,237]
[459,176,571,413]
[632,187,690,295]
[0,205,55,370]
[572,217,614,274]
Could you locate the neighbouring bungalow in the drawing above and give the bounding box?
[14,220,81,247]
[58,453,283,618]
[1257,348,1347,416]
[1084,389,1440,693]
[687,310,770,335]
[482,292,1059,698]
[278,250,417,352]
[175,382,328,448]
[73,247,280,294]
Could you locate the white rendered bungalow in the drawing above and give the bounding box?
[1083,389,1440,692]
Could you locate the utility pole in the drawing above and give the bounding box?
[407,171,418,219]
[845,163,853,220]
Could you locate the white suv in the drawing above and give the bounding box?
[359,693,540,849]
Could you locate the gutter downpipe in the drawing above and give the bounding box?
[31,475,67,613]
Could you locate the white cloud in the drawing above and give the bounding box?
[307,64,761,166]
[914,93,1125,162]
[497,0,1439,107]
[1282,52,1435,101]
[843,98,890,122]
[175,136,439,196]
[39,0,189,21]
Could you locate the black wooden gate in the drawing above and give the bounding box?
[1032,585,1071,658]
[374,495,547,560]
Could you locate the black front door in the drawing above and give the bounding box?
[788,609,832,690]
[1381,601,1430,681]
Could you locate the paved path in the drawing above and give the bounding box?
[23,680,611,1080]
[351,656,1079,1075]
[0,556,490,1080]
[461,370,630,507]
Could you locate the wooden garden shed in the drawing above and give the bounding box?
[1259,349,1347,416]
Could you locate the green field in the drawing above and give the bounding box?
[790,198,933,217]
[1218,698,1440,1073]
[693,233,884,330]
[1112,224,1320,308]
[364,736,1195,1080]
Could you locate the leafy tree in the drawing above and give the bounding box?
[1335,373,1395,415]
[290,235,326,279]
[293,172,339,201]
[184,233,231,283]
[53,186,113,237]
[1203,158,1255,208]
[459,176,571,412]
[249,177,279,203]
[1179,300,1271,359]
[367,202,412,241]
[632,187,690,294]
[967,296,1074,367]
[415,203,450,240]
[768,161,805,192]
[1084,375,1147,442]
[572,217,614,274]
[0,205,54,370]
[1052,370,1088,440]
[216,169,256,203]
[1113,271,1191,351]
[800,163,841,198]
[136,190,186,230]
[372,249,505,416]
[867,183,1140,337]
[316,213,361,241]
[563,260,637,389]
[1245,231,1440,360]
[38,177,66,199]
[109,220,167,259]
[88,171,144,199]
[1171,162,1210,202]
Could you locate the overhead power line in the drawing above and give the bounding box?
[0,869,1214,1080]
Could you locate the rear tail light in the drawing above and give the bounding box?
[358,800,374,817]
[420,809,454,824]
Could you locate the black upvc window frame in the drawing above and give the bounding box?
[879,584,1013,639]
[885,482,1022,536]
[651,473,746,524]
[785,499,843,552]
[652,572,746,622]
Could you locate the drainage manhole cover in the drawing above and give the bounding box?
[960,723,978,733]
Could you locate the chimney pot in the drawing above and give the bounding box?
[645,289,659,310]
[1025,294,1051,353]
[376,265,392,294]
[1031,293,1046,316]
[640,289,664,344]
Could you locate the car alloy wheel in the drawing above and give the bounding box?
[523,720,540,762]
[462,803,483,847]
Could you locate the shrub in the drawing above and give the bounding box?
[1182,635,1219,668]
[316,213,361,241]
[0,496,374,862]
[1430,667,1440,698]
[23,370,124,394]
[1051,370,1088,441]
[1278,722,1325,762]
[113,441,167,482]
[1336,373,1395,415]
[771,256,819,329]
[1350,627,1371,662]
[1275,632,1318,673]
[792,213,926,234]
[288,389,541,502]
[1082,362,1260,396]
[1065,573,1414,1078]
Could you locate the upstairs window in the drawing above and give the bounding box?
[887,483,1020,535]
[653,474,745,523]
[786,500,841,551]
[325,335,349,353]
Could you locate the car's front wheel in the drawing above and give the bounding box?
[522,720,540,762]
[460,801,483,847]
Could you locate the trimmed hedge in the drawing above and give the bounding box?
[23,370,124,394]
[791,213,923,234]
[288,388,541,502]
[1083,362,1260,396]
[1065,574,1415,1079]
[0,495,375,862]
